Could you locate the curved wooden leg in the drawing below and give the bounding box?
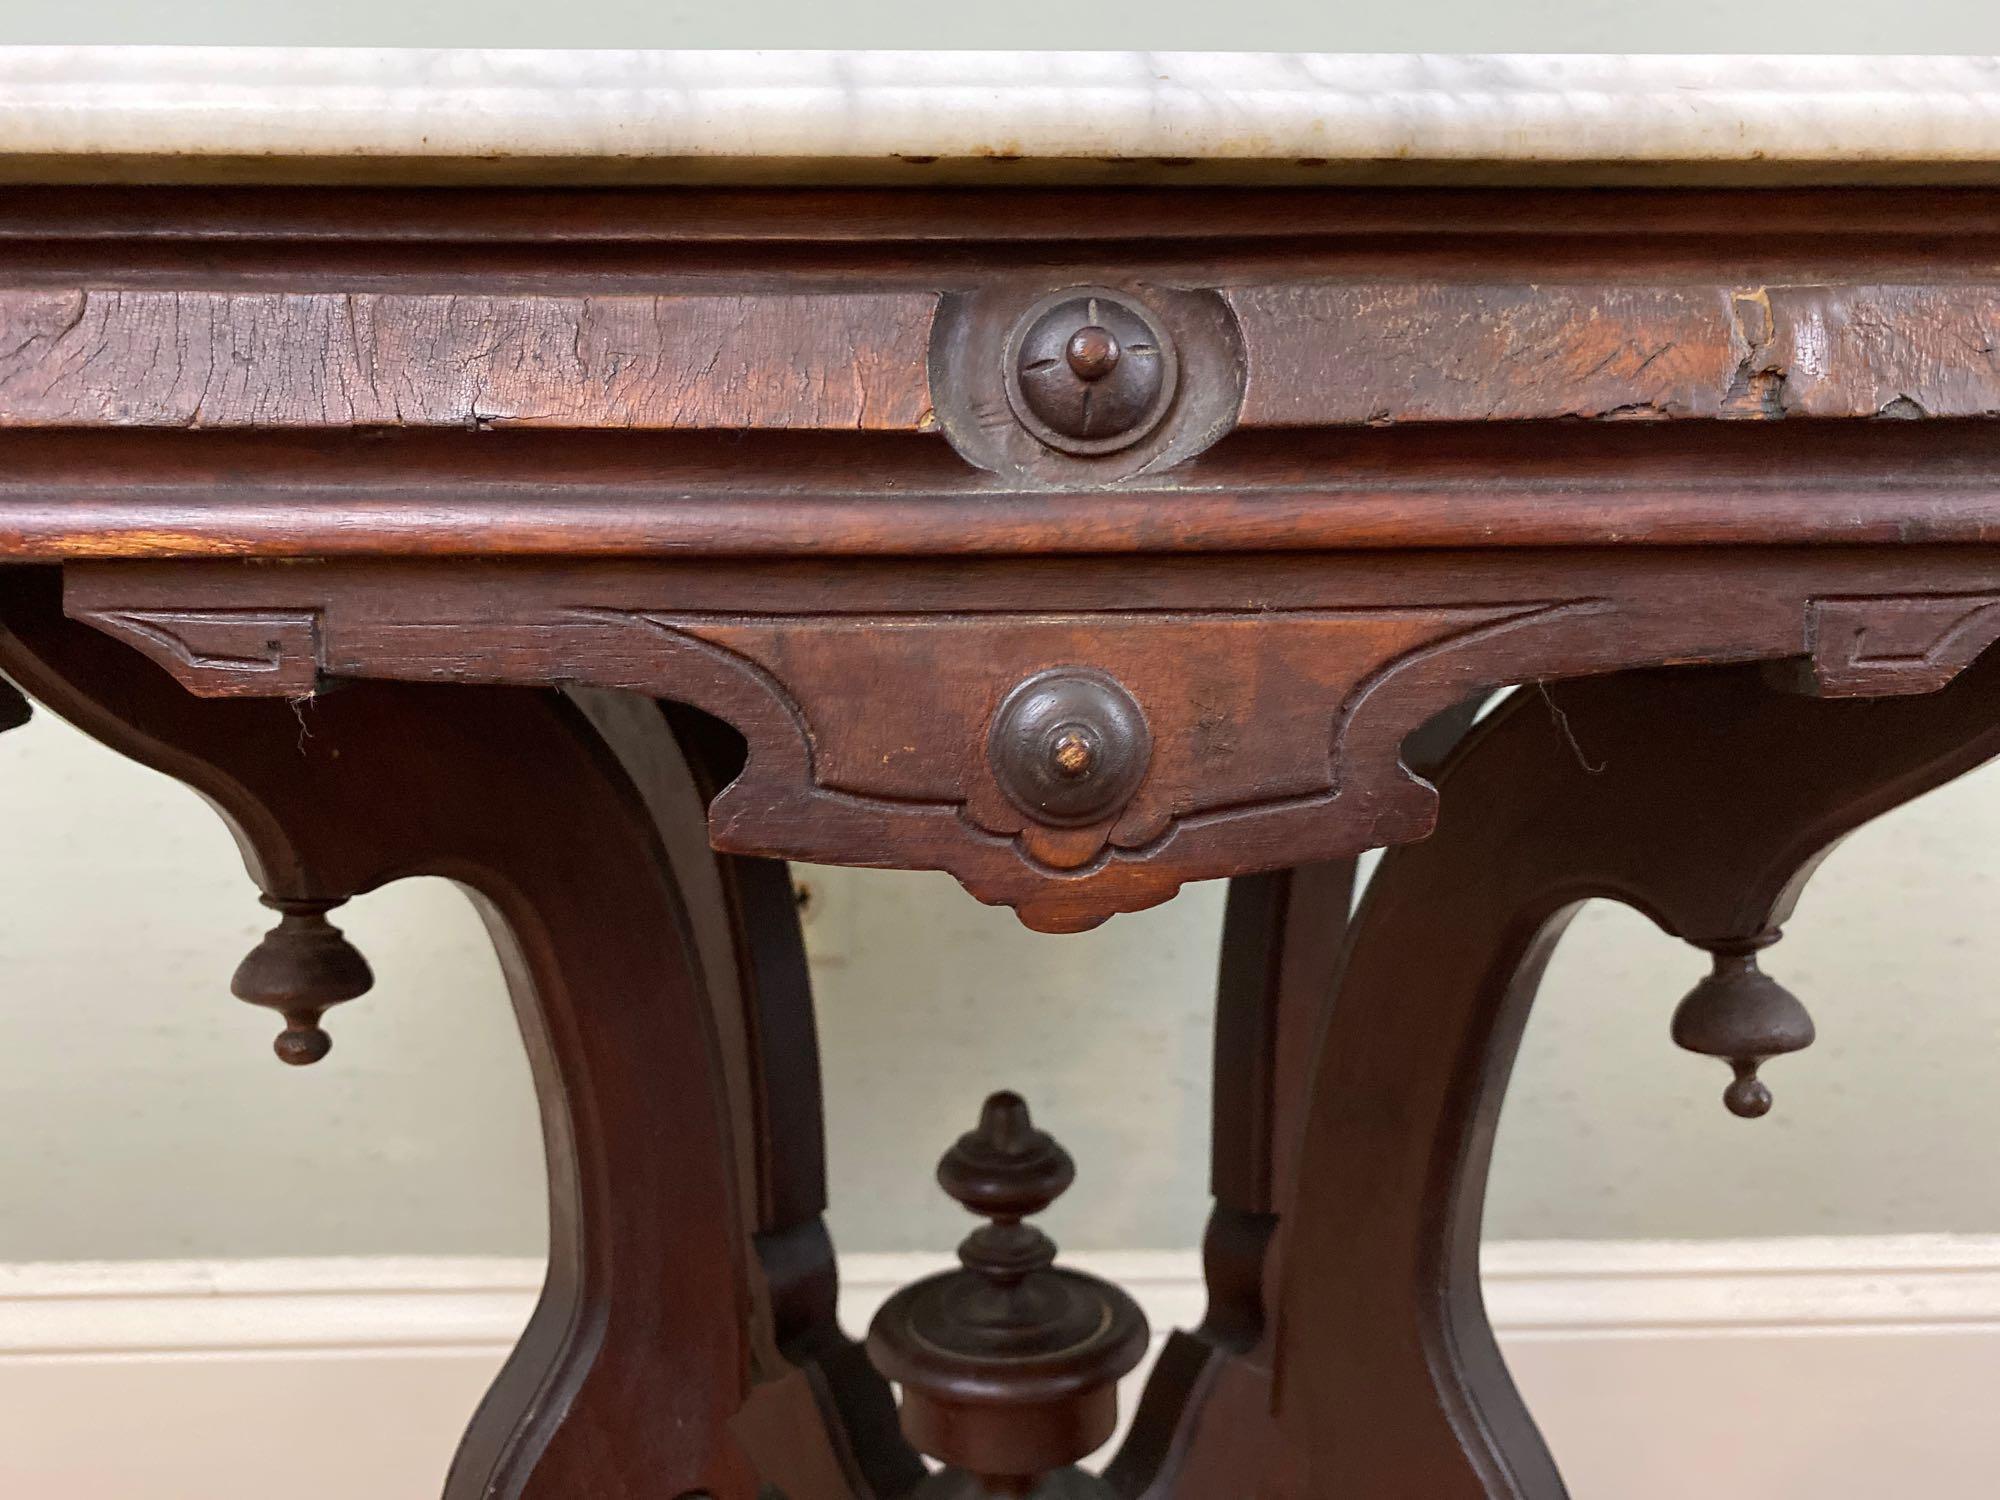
[1103,861,1347,1499]
[582,693,923,1499]
[1110,698,1488,1498]
[1272,653,2000,1498]
[0,571,764,1499]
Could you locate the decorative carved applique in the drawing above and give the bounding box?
[1802,594,2000,696]
[531,600,1585,930]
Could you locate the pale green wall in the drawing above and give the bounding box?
[5,703,2000,1261]
[6,2,2000,53]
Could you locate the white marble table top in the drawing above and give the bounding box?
[3,48,2000,185]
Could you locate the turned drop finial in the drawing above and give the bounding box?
[230,897,374,1065]
[1672,934,1816,1118]
[868,1093,1146,1498]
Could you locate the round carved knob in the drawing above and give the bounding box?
[1005,288,1177,455]
[987,668,1151,826]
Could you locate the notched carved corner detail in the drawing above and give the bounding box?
[70,605,324,697]
[1801,593,2000,696]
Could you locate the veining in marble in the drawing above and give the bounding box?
[0,49,1998,184]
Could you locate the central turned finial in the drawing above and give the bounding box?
[943,1092,1071,1291]
[867,1093,1147,1499]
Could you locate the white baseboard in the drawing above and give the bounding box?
[4,1237,1999,1499]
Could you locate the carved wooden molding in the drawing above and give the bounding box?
[7,189,2000,567]
[27,193,2000,927]
[62,556,2000,931]
[7,277,2000,443]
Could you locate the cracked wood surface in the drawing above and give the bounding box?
[1230,283,2000,425]
[0,289,938,430]
[0,278,1995,434]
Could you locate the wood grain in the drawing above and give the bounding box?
[0,289,936,430]
[11,422,2000,560]
[5,279,2000,438]
[1232,282,2000,426]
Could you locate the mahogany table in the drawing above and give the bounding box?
[7,47,2000,1500]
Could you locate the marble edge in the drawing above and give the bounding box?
[3,49,2000,180]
